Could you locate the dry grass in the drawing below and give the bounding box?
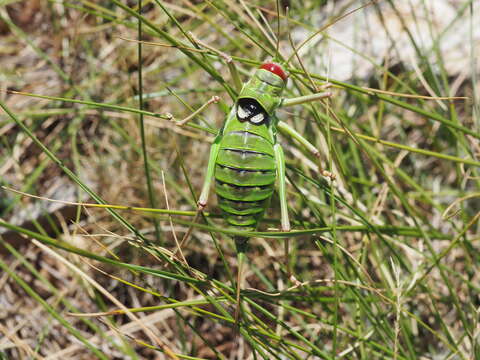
[1,0,479,359]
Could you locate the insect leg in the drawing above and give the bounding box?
[278,121,336,180]
[274,143,302,285]
[234,243,247,324]
[188,32,242,92]
[279,86,335,178]
[278,120,320,158]
[175,95,220,127]
[172,137,222,263]
[274,143,290,232]
[197,136,222,210]
[281,89,332,108]
[279,84,332,128]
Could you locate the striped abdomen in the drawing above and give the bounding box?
[215,130,276,231]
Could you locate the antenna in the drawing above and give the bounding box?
[275,0,281,62]
[284,6,298,68]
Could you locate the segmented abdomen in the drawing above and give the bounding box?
[215,130,276,231]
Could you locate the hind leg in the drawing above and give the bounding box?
[274,144,302,285]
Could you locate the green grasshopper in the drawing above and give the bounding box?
[179,37,332,321]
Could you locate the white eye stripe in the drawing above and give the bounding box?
[250,113,265,124]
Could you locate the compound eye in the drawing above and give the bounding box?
[259,62,288,82]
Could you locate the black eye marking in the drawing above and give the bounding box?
[237,98,268,125]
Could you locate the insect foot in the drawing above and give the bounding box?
[322,170,336,181]
[320,82,333,91]
[289,274,303,288]
[197,200,207,211]
[210,95,220,103]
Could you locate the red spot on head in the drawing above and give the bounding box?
[259,62,288,82]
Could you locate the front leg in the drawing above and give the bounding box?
[198,136,222,209]
[175,96,220,127]
[280,89,332,108]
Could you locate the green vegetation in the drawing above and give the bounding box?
[0,0,478,359]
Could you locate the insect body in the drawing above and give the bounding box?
[192,60,331,322]
[214,63,287,235]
